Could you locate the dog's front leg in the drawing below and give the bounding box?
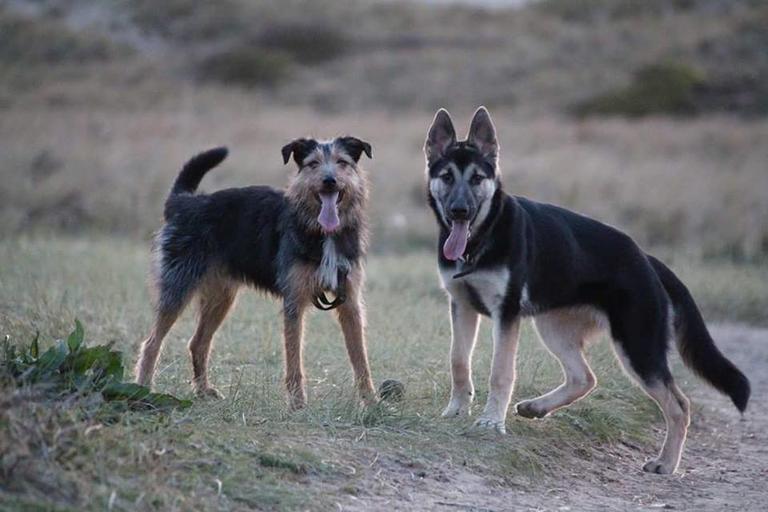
[283,298,308,411]
[335,271,376,404]
[474,315,520,434]
[442,299,480,418]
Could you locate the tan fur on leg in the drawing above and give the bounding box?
[442,299,480,417]
[189,277,237,399]
[283,304,307,411]
[517,307,601,418]
[641,381,690,474]
[474,317,520,433]
[135,307,182,387]
[613,345,691,474]
[335,266,376,403]
[282,263,316,411]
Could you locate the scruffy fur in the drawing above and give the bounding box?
[135,138,376,410]
[424,107,750,474]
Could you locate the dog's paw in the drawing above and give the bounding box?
[642,459,677,475]
[471,416,506,434]
[441,399,471,418]
[288,395,307,412]
[515,399,548,419]
[194,387,224,400]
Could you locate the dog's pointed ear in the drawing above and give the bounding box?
[425,108,456,166]
[467,106,498,163]
[336,136,372,163]
[281,138,317,166]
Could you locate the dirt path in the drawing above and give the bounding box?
[344,323,767,511]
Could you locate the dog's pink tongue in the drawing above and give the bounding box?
[443,220,469,261]
[318,192,340,233]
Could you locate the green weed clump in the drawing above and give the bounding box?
[1,320,190,411]
[573,62,705,118]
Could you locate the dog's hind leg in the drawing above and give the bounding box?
[135,243,207,388]
[442,299,480,418]
[516,308,599,419]
[614,343,690,474]
[640,379,690,474]
[335,268,376,404]
[188,278,237,399]
[610,300,691,474]
[135,304,184,387]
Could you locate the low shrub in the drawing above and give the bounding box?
[0,12,126,66]
[572,62,705,118]
[125,0,245,42]
[196,47,293,88]
[258,24,348,64]
[536,0,699,23]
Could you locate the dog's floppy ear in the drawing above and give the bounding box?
[467,106,498,163]
[281,138,318,166]
[425,108,456,166]
[336,136,372,163]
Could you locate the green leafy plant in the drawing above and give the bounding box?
[1,320,191,410]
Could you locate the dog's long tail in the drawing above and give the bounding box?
[648,255,750,412]
[169,147,228,196]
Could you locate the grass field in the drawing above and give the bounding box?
[2,236,766,510]
[2,1,767,509]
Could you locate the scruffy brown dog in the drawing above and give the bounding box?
[134,138,376,410]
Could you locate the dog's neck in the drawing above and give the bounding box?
[285,206,364,268]
[318,236,350,291]
[451,189,507,277]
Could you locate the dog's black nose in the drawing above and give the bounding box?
[323,176,337,187]
[450,206,469,219]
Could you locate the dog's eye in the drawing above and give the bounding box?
[337,160,348,168]
[440,174,454,185]
[470,174,484,186]
[307,161,320,169]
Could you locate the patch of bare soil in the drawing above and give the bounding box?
[341,323,767,511]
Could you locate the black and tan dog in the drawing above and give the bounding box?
[135,138,376,410]
[424,107,750,474]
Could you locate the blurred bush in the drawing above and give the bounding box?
[573,63,705,118]
[197,47,293,88]
[193,22,349,87]
[536,0,726,22]
[126,0,245,42]
[0,12,126,65]
[258,24,348,65]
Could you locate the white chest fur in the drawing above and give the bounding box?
[440,266,510,315]
[318,237,349,291]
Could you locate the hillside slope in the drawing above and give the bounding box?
[1,0,766,114]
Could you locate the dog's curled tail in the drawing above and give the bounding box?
[164,147,228,220]
[169,146,228,196]
[649,255,750,413]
